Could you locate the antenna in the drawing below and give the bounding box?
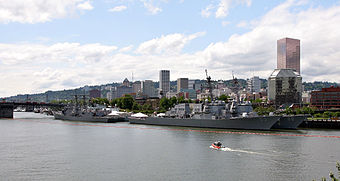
[132,72,134,82]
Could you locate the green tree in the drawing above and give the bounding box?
[254,106,266,116]
[302,106,315,115]
[267,106,275,113]
[170,96,177,107]
[254,98,262,103]
[218,94,229,102]
[142,104,153,111]
[160,97,171,111]
[295,108,303,115]
[314,113,323,118]
[110,99,118,107]
[132,102,141,111]
[285,107,293,115]
[178,96,185,103]
[323,111,332,118]
[120,95,134,110]
[335,112,340,118]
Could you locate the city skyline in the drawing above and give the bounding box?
[1,0,340,97]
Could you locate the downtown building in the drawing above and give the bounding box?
[89,89,101,98]
[277,37,301,74]
[159,70,170,97]
[141,80,157,98]
[188,79,202,91]
[268,69,302,106]
[268,37,302,106]
[310,86,340,109]
[177,78,189,93]
[247,76,261,93]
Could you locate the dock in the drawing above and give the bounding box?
[299,119,340,129]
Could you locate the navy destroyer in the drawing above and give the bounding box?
[129,70,280,130]
[272,115,306,129]
[129,101,280,130]
[54,95,126,123]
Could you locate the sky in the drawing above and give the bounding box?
[1,0,340,97]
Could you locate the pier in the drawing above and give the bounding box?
[300,119,340,129]
[0,103,14,118]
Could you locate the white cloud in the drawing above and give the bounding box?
[109,5,127,12]
[77,1,94,10]
[201,0,340,82]
[136,32,206,55]
[236,20,248,28]
[216,0,233,18]
[119,45,134,53]
[201,0,252,18]
[141,0,162,14]
[201,4,214,18]
[2,1,340,97]
[0,0,93,24]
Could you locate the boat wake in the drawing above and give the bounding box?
[210,146,269,155]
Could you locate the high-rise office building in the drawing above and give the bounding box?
[268,69,302,106]
[277,38,300,74]
[142,80,156,97]
[247,76,261,93]
[177,78,188,93]
[132,81,142,94]
[188,79,202,91]
[159,70,170,95]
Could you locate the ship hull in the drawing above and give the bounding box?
[129,116,280,130]
[54,113,126,123]
[271,115,307,129]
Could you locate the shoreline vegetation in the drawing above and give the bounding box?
[313,162,340,181]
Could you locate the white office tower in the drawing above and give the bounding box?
[247,76,261,93]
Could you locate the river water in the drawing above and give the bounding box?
[1,112,340,181]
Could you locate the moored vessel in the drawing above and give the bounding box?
[54,95,127,123]
[271,115,307,129]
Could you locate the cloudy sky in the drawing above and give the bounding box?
[1,0,340,97]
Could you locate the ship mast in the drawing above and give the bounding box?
[205,69,213,101]
[231,71,240,103]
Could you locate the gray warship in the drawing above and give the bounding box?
[271,115,306,129]
[54,95,126,123]
[129,70,280,130]
[129,100,280,130]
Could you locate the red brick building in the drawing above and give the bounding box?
[310,86,340,109]
[89,89,101,99]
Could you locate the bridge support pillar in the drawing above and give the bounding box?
[0,104,14,118]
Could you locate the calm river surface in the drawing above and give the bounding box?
[1,112,340,181]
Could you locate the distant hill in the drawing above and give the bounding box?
[303,81,339,91]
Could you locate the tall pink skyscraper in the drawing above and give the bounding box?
[277,37,300,74]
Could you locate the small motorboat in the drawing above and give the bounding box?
[211,141,225,150]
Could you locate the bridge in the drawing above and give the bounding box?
[0,102,65,118]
